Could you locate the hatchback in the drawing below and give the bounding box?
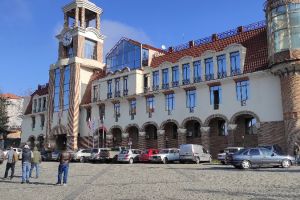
[139,149,159,162]
[117,149,141,164]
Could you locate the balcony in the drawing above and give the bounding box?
[189,107,195,113]
[144,87,150,93]
[152,85,159,91]
[231,69,241,76]
[131,114,135,120]
[115,91,121,98]
[123,89,128,97]
[182,79,190,85]
[214,104,219,110]
[205,74,214,81]
[172,81,179,87]
[241,100,247,106]
[194,77,202,83]
[93,97,98,102]
[217,72,227,79]
[162,83,169,90]
[107,92,112,99]
[167,110,172,115]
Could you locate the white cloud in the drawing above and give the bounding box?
[0,0,32,25]
[101,20,152,57]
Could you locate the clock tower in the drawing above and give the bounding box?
[46,0,105,150]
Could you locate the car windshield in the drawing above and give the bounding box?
[159,149,169,154]
[92,149,98,153]
[120,150,129,154]
[235,149,248,155]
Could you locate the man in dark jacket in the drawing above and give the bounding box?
[3,146,18,180]
[56,147,71,186]
[22,145,32,184]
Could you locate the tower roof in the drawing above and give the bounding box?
[63,0,102,14]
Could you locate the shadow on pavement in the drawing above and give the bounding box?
[0,179,57,186]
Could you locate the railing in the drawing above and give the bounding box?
[152,85,159,91]
[205,74,214,81]
[217,29,238,40]
[114,91,121,98]
[123,90,128,97]
[194,36,213,47]
[182,79,191,85]
[214,104,219,110]
[217,72,227,79]
[172,81,179,87]
[189,107,194,113]
[173,42,190,52]
[107,93,112,99]
[194,77,202,83]
[243,20,266,33]
[231,69,241,76]
[168,110,172,115]
[162,83,169,90]
[144,87,150,93]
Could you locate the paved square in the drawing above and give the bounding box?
[0,162,299,200]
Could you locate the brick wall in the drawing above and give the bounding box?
[233,118,258,148]
[209,120,228,159]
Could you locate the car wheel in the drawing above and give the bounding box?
[221,161,225,165]
[129,158,134,164]
[241,160,251,169]
[163,158,168,164]
[281,159,291,168]
[195,157,200,164]
[80,157,85,163]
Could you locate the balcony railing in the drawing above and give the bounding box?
[189,107,195,113]
[205,74,214,81]
[214,104,219,110]
[144,87,150,93]
[107,92,112,99]
[152,85,159,91]
[131,114,135,120]
[167,110,172,115]
[194,77,202,83]
[93,97,98,102]
[162,83,169,90]
[231,69,241,76]
[115,91,121,98]
[123,89,128,97]
[172,81,179,87]
[241,100,247,106]
[182,79,190,85]
[217,72,227,79]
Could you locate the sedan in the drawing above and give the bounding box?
[229,147,295,169]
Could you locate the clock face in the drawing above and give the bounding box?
[62,32,72,47]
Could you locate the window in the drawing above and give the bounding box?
[99,104,105,121]
[230,52,241,75]
[146,96,155,116]
[93,85,99,102]
[172,124,178,139]
[40,114,45,130]
[186,90,196,113]
[144,74,150,92]
[33,99,37,113]
[165,93,175,113]
[54,68,60,112]
[172,66,179,87]
[162,68,169,89]
[217,55,226,78]
[289,4,300,49]
[66,44,74,58]
[210,86,222,110]
[63,66,70,110]
[245,118,257,135]
[182,63,190,85]
[86,108,91,122]
[193,61,202,83]
[42,97,47,111]
[107,80,112,99]
[38,98,42,112]
[205,58,214,81]
[249,149,260,156]
[123,76,128,96]
[114,103,120,121]
[218,120,227,136]
[84,39,97,60]
[32,116,36,130]
[142,48,149,66]
[129,100,136,119]
[152,71,159,91]
[115,78,120,97]
[236,80,249,104]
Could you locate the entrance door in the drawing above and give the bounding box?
[56,134,67,150]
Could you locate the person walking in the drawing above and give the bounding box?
[30,147,41,179]
[294,142,300,165]
[56,147,71,186]
[3,146,18,180]
[21,145,32,184]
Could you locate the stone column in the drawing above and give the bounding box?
[64,13,68,28]
[201,127,210,151]
[139,132,146,149]
[81,8,86,28]
[96,13,100,30]
[106,134,113,148]
[67,135,78,151]
[227,124,237,147]
[178,128,187,146]
[122,133,129,147]
[75,7,79,27]
[157,129,165,149]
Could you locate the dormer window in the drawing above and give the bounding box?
[205,58,214,81]
[182,63,190,85]
[217,55,227,79]
[33,99,37,113]
[142,48,149,67]
[230,52,241,76]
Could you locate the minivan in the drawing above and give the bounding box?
[179,144,211,164]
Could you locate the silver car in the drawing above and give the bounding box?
[217,147,244,164]
[117,149,141,164]
[73,149,92,163]
[150,148,180,164]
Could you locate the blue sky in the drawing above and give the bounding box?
[0,0,265,96]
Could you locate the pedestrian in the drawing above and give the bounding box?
[3,146,18,180]
[56,147,71,186]
[294,142,300,165]
[21,145,32,184]
[30,147,41,179]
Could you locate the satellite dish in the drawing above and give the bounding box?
[161,45,166,50]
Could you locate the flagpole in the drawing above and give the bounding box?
[102,115,105,148]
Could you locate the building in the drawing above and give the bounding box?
[21,0,300,158]
[0,93,25,148]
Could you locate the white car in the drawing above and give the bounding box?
[117,149,141,164]
[73,149,92,163]
[179,144,211,164]
[4,148,22,160]
[217,147,244,164]
[149,148,180,164]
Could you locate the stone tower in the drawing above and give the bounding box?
[265,0,300,153]
[46,0,105,150]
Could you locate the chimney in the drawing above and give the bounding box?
[38,85,41,90]
[212,34,218,42]
[189,40,194,48]
[168,47,173,53]
[237,26,244,33]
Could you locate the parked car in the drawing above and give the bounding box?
[229,147,295,169]
[117,149,142,164]
[41,150,52,161]
[218,147,244,164]
[179,144,211,164]
[108,147,126,162]
[89,148,111,163]
[4,148,22,160]
[150,148,180,164]
[50,150,61,161]
[139,149,159,162]
[0,149,4,164]
[73,149,92,163]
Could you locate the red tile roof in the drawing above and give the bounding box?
[24,84,49,115]
[0,93,22,100]
[151,27,268,73]
[81,70,106,105]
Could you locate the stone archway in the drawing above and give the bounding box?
[37,135,45,151]
[111,127,122,148]
[126,126,139,149]
[143,123,158,149]
[50,125,68,150]
[183,118,202,145]
[161,121,179,148]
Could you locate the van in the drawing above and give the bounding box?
[179,144,211,164]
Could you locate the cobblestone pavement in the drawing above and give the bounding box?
[0,161,299,200]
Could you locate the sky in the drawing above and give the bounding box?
[0,0,265,96]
